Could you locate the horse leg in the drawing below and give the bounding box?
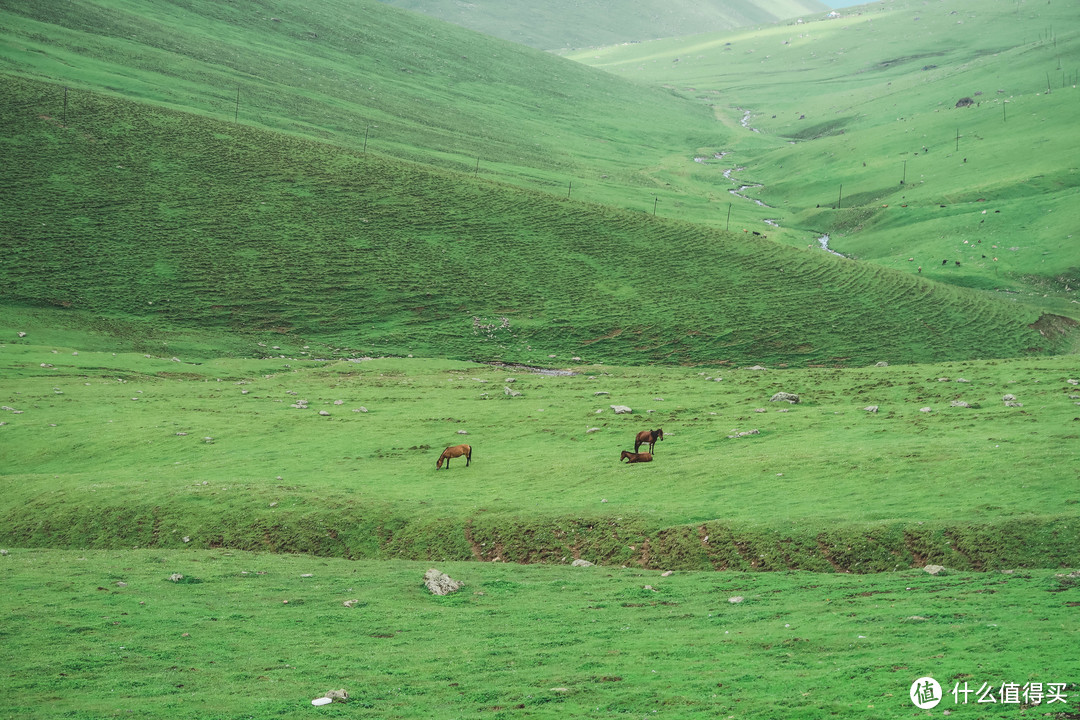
[465,450,471,466]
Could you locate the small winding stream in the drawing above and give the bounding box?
[817,234,845,257]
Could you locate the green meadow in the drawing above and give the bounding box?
[2,549,1077,719]
[0,0,1078,717]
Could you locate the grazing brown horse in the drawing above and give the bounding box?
[436,443,472,469]
[621,450,653,463]
[634,428,663,454]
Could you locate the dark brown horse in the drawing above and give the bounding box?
[621,450,653,463]
[436,443,472,469]
[634,428,663,454]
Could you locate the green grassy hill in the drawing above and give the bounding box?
[0,0,722,211]
[569,0,1080,318]
[375,0,829,51]
[1,74,1070,368]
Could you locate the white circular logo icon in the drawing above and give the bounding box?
[910,677,942,709]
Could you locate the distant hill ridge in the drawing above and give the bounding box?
[376,0,830,51]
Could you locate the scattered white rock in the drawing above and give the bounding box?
[318,410,331,416]
[950,400,971,408]
[875,361,888,367]
[333,400,344,405]
[342,599,359,608]
[661,570,674,577]
[1002,394,1017,402]
[593,391,609,396]
[182,536,190,543]
[571,559,594,567]
[586,427,600,433]
[728,596,744,604]
[924,565,946,575]
[17,332,26,337]
[727,429,760,438]
[1068,379,1079,386]
[770,392,799,404]
[354,407,368,413]
[610,405,632,414]
[920,407,932,413]
[504,386,522,397]
[169,573,184,582]
[864,405,879,413]
[456,430,469,435]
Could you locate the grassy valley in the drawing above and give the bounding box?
[375,0,828,51]
[0,0,1078,716]
[569,0,1080,316]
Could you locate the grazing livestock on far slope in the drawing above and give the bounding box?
[436,443,472,469]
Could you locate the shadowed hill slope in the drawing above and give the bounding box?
[0,75,1068,367]
[375,0,829,51]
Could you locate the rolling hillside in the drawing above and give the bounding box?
[375,0,829,51]
[0,0,723,213]
[0,74,1070,367]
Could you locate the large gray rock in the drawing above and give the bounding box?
[610,405,632,414]
[424,568,463,595]
[770,392,800,404]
